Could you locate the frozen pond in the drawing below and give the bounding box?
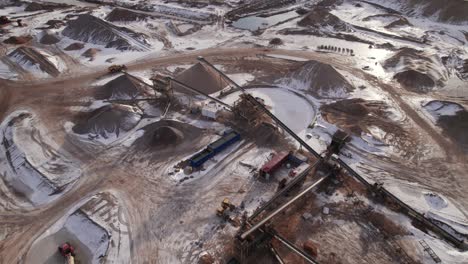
[223,87,315,137]
[232,10,299,31]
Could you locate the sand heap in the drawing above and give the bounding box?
[64,42,85,51]
[172,62,230,95]
[72,104,142,140]
[320,98,417,154]
[384,48,446,93]
[81,48,100,60]
[321,99,398,134]
[151,126,184,147]
[96,74,154,100]
[298,6,352,32]
[40,32,60,45]
[282,60,354,99]
[133,119,203,151]
[8,46,60,76]
[62,14,150,51]
[105,8,149,22]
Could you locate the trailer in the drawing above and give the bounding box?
[260,151,290,179]
[188,130,241,168]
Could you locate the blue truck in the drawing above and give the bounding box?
[189,130,241,168]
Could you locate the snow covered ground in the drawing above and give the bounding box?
[1,0,468,263]
[0,111,81,206]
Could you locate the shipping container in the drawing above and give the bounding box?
[207,131,241,154]
[260,151,290,177]
[189,148,214,168]
[188,130,241,168]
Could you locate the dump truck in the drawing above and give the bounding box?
[58,242,75,264]
[108,64,127,74]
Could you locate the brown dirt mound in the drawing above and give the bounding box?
[394,70,435,93]
[95,74,153,100]
[105,7,148,22]
[72,104,141,139]
[367,211,408,236]
[64,42,85,51]
[298,7,352,32]
[3,35,32,44]
[81,48,100,60]
[269,37,283,45]
[40,33,60,45]
[283,60,354,98]
[173,62,230,95]
[384,48,443,93]
[321,98,420,157]
[321,98,403,136]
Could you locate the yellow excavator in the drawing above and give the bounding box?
[216,198,236,218]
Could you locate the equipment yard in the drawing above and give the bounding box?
[0,0,468,263]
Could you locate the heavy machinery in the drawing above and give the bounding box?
[108,64,127,74]
[58,242,75,264]
[216,198,236,219]
[216,198,236,217]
